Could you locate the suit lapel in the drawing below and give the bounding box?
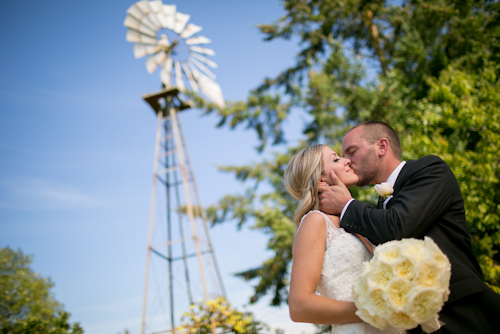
[382,160,416,209]
[393,159,415,194]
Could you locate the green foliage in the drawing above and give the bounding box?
[0,247,83,333]
[0,311,84,334]
[177,297,275,334]
[196,0,500,308]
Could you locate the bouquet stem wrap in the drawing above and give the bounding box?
[353,237,451,332]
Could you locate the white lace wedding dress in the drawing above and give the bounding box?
[298,211,401,334]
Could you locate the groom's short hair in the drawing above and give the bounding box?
[348,121,402,160]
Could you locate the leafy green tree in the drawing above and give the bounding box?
[193,0,500,308]
[0,247,83,333]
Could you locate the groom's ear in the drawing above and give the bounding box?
[377,138,390,157]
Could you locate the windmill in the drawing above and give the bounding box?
[124,1,226,333]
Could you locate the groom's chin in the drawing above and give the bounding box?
[356,179,370,187]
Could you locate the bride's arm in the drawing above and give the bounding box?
[353,233,374,254]
[289,212,362,324]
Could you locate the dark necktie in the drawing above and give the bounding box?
[377,196,384,209]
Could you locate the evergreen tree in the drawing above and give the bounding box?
[194,0,500,305]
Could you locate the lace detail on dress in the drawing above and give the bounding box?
[299,211,402,334]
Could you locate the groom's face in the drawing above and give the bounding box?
[342,126,380,186]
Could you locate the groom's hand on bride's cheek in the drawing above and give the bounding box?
[318,171,353,215]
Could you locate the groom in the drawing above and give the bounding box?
[318,121,500,333]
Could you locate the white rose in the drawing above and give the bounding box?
[406,288,443,323]
[387,310,418,330]
[415,262,439,288]
[394,257,416,281]
[353,276,369,305]
[353,238,451,331]
[401,238,427,262]
[376,241,402,263]
[374,182,394,197]
[365,287,391,319]
[386,278,412,311]
[368,262,394,287]
[356,308,389,330]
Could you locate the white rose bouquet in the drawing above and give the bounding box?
[352,237,451,332]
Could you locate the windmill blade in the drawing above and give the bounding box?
[134,43,161,59]
[126,2,147,22]
[173,12,190,34]
[196,74,225,108]
[181,63,199,93]
[189,46,215,56]
[125,1,224,108]
[124,15,157,37]
[188,64,223,105]
[136,0,162,30]
[189,57,217,80]
[180,23,202,39]
[185,36,211,45]
[159,4,176,29]
[146,51,167,73]
[174,61,185,91]
[126,29,157,44]
[160,58,173,87]
[126,1,160,32]
[148,0,164,14]
[149,1,168,27]
[190,53,217,69]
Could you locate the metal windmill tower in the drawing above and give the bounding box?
[124,1,226,333]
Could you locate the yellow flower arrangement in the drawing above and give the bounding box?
[353,237,451,332]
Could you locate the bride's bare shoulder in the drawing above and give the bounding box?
[324,213,340,228]
[296,211,326,236]
[300,211,325,226]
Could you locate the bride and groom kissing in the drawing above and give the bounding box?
[284,121,500,333]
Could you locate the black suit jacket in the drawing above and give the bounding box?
[340,155,485,304]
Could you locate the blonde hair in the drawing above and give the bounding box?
[284,144,324,229]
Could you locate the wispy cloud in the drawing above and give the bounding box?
[0,76,139,113]
[0,177,106,210]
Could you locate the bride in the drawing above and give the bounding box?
[284,144,399,334]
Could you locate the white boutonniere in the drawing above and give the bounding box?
[374,182,394,197]
[374,182,394,209]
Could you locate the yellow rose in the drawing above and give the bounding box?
[406,288,443,323]
[386,278,412,310]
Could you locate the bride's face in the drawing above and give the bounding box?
[321,146,359,189]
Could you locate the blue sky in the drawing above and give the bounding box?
[0,1,314,333]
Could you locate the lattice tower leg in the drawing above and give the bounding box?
[140,93,226,334]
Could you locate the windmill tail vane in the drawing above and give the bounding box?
[124,0,225,108]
